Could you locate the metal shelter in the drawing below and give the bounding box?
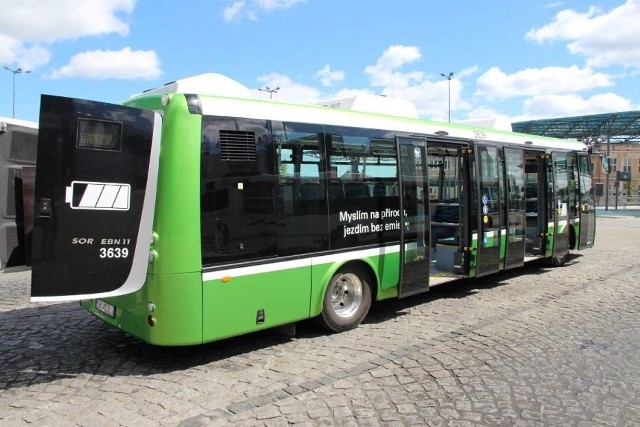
[514,111,640,211]
[512,111,640,143]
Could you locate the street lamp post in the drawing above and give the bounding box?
[4,66,31,118]
[258,86,279,99]
[440,72,453,123]
[605,135,611,211]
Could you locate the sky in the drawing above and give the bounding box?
[1,0,639,125]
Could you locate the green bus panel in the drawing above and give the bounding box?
[202,262,311,342]
[146,96,203,275]
[546,223,555,256]
[82,272,203,346]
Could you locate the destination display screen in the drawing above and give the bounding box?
[76,118,122,151]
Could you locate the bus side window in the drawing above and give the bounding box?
[344,181,370,198]
[273,121,328,255]
[200,116,277,265]
[325,125,398,249]
[373,182,387,197]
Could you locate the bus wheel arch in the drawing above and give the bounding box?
[317,262,375,332]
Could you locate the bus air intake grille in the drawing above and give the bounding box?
[219,130,257,162]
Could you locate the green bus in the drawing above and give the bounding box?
[30,73,596,345]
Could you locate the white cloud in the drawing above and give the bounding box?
[526,0,640,68]
[257,0,305,10]
[0,0,136,71]
[361,45,472,120]
[385,78,471,121]
[475,65,613,99]
[456,66,480,80]
[0,35,49,69]
[223,0,305,22]
[545,2,563,9]
[250,43,632,123]
[224,1,247,22]
[315,65,345,87]
[523,92,638,118]
[0,0,135,43]
[364,45,423,87]
[48,48,161,80]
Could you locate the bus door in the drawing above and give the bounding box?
[503,148,526,269]
[523,152,550,259]
[475,144,501,277]
[455,146,473,276]
[31,95,161,301]
[577,153,596,249]
[551,152,570,262]
[397,136,430,297]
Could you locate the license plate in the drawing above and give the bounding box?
[96,299,115,317]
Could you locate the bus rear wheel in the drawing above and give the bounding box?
[318,266,372,332]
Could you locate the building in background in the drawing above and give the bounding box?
[591,142,640,207]
[513,111,640,209]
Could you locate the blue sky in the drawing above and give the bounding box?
[1,0,639,125]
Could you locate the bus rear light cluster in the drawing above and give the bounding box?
[147,302,156,326]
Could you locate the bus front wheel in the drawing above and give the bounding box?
[318,266,372,332]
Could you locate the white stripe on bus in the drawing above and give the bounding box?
[202,245,401,282]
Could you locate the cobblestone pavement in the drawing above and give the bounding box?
[1,216,639,426]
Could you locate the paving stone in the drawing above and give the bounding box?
[1,217,640,425]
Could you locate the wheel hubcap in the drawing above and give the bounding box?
[331,273,363,318]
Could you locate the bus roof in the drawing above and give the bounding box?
[316,94,419,119]
[127,74,588,153]
[131,73,253,99]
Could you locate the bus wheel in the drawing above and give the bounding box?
[319,266,372,332]
[550,253,567,267]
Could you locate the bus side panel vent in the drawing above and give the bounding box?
[219,130,257,162]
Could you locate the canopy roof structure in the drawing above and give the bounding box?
[512,111,640,143]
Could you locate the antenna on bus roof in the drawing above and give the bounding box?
[130,73,253,99]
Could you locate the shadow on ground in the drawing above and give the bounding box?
[0,257,566,391]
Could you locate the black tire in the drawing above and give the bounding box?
[318,265,372,332]
[550,254,567,267]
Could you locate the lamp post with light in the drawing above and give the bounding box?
[440,72,453,123]
[4,66,31,118]
[258,86,279,99]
